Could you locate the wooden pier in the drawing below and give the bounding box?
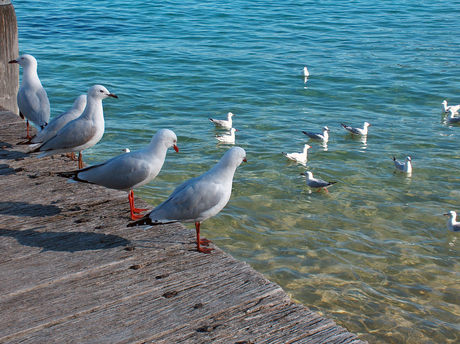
[0,108,365,343]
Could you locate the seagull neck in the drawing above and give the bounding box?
[21,66,41,88]
[145,139,168,159]
[80,98,103,121]
[209,159,238,181]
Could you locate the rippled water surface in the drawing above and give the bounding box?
[13,0,460,342]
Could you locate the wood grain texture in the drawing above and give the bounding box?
[0,108,366,343]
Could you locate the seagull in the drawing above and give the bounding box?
[300,171,337,193]
[341,122,371,137]
[19,94,87,145]
[393,156,412,173]
[58,129,178,220]
[302,126,329,143]
[209,112,235,129]
[30,85,118,169]
[444,211,460,232]
[442,100,460,114]
[445,109,460,124]
[282,144,311,164]
[9,54,50,139]
[128,147,247,253]
[215,128,237,144]
[301,66,310,77]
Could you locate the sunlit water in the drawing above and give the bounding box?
[12,0,460,342]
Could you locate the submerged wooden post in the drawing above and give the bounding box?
[0,0,19,114]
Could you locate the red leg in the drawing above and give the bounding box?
[25,120,32,139]
[78,152,83,169]
[128,190,147,220]
[129,190,147,213]
[195,222,214,254]
[67,152,77,161]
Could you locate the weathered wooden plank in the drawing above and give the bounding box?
[0,3,19,114]
[0,108,366,344]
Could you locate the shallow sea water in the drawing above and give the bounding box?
[12,0,460,342]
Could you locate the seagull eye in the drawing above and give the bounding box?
[100,90,104,93]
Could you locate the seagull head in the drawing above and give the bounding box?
[88,85,118,100]
[323,126,329,132]
[8,54,37,69]
[300,171,314,179]
[151,129,179,153]
[444,210,457,218]
[363,122,371,128]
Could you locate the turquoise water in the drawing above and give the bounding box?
[13,0,460,342]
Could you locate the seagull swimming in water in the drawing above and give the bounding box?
[442,100,460,115]
[444,211,460,232]
[302,126,329,143]
[301,66,310,77]
[209,112,235,129]
[300,171,336,193]
[282,144,311,164]
[445,109,460,124]
[9,54,50,139]
[215,128,237,144]
[58,129,179,220]
[341,122,371,137]
[128,147,247,254]
[393,156,412,174]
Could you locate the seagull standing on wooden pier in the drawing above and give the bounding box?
[9,54,50,139]
[128,147,247,253]
[59,129,178,220]
[30,85,118,169]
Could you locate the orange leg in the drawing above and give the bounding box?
[67,152,77,161]
[128,190,148,220]
[78,152,84,169]
[195,222,213,254]
[25,120,32,139]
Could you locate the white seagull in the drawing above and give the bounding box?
[9,54,50,138]
[341,122,371,137]
[21,94,87,145]
[31,85,118,169]
[393,156,412,174]
[302,126,329,143]
[301,66,310,77]
[128,147,247,253]
[442,100,460,114]
[445,109,460,124]
[209,112,235,129]
[215,128,237,144]
[300,171,337,193]
[444,211,460,232]
[59,129,178,220]
[282,144,311,164]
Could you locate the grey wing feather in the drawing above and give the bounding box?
[38,120,95,152]
[77,154,152,190]
[18,87,50,128]
[304,132,322,140]
[394,160,404,171]
[308,179,329,188]
[150,176,224,222]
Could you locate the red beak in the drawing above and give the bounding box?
[8,60,18,64]
[174,145,179,153]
